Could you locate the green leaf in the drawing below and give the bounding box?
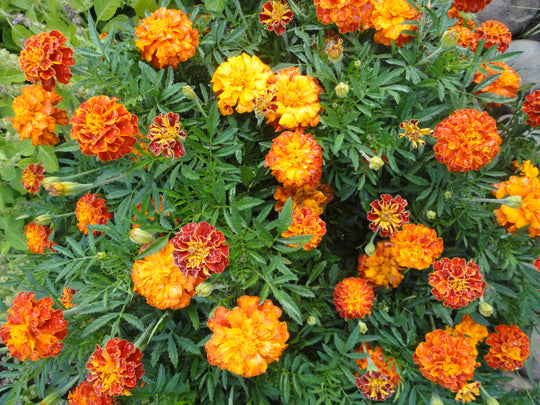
[235,197,264,211]
[134,0,158,17]
[203,0,227,12]
[276,198,293,236]
[37,145,59,173]
[94,0,122,21]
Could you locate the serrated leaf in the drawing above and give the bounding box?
[37,145,59,173]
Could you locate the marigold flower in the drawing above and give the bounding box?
[265,130,323,188]
[70,96,139,162]
[522,89,540,128]
[449,25,480,51]
[132,242,204,310]
[485,324,530,371]
[25,221,56,254]
[259,0,294,35]
[370,0,419,47]
[314,0,373,34]
[61,287,77,309]
[445,314,488,355]
[355,370,394,401]
[265,67,322,131]
[147,112,187,158]
[205,296,289,377]
[455,381,481,403]
[134,7,199,69]
[479,301,494,317]
[281,208,327,250]
[476,20,511,53]
[19,30,74,91]
[68,380,116,405]
[535,256,540,272]
[390,223,443,270]
[254,89,278,117]
[0,291,68,361]
[413,329,478,392]
[86,337,144,396]
[473,62,520,102]
[433,109,501,172]
[274,182,333,215]
[429,257,486,309]
[75,192,113,236]
[21,162,45,194]
[171,221,229,279]
[357,240,405,288]
[355,343,401,389]
[451,0,492,13]
[212,53,273,115]
[399,119,433,148]
[325,38,343,63]
[46,181,90,196]
[9,84,68,146]
[334,277,375,319]
[367,194,409,237]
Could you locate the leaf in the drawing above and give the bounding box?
[276,198,293,236]
[82,313,119,337]
[134,0,158,17]
[94,0,122,21]
[235,197,264,211]
[271,288,302,324]
[37,145,59,173]
[203,0,227,12]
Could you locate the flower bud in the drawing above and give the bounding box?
[307,315,317,326]
[501,196,523,209]
[479,301,493,317]
[358,320,368,334]
[129,228,155,245]
[485,396,499,405]
[354,60,362,68]
[430,392,444,405]
[335,82,349,98]
[182,85,197,100]
[368,156,384,171]
[440,29,459,50]
[195,281,214,297]
[325,39,343,64]
[46,182,90,196]
[426,210,436,220]
[96,252,106,260]
[364,240,375,256]
[34,214,53,226]
[42,176,61,188]
[444,190,452,199]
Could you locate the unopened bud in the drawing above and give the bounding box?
[501,196,523,209]
[129,228,155,245]
[325,38,343,64]
[430,392,444,405]
[34,214,53,226]
[354,60,362,68]
[358,320,368,334]
[479,301,493,317]
[444,190,452,199]
[46,182,90,196]
[42,176,61,188]
[440,29,459,50]
[368,156,384,171]
[335,82,349,98]
[96,252,106,259]
[426,210,436,220]
[195,281,214,297]
[485,396,499,405]
[182,85,197,100]
[364,240,375,256]
[307,315,317,326]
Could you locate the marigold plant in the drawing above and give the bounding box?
[472,62,520,101]
[451,0,492,13]
[445,314,488,356]
[75,192,113,236]
[273,183,333,215]
[455,381,481,403]
[61,287,77,309]
[355,343,401,389]
[390,223,443,270]
[484,324,530,371]
[355,370,395,401]
[333,277,375,319]
[25,221,56,254]
[476,20,512,53]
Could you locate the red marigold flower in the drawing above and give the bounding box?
[355,343,401,389]
[170,222,229,279]
[314,0,373,34]
[455,381,481,403]
[0,291,68,361]
[274,182,333,215]
[25,221,56,254]
[429,257,487,309]
[75,192,113,236]
[259,0,294,35]
[390,223,443,270]
[61,287,77,309]
[86,337,144,396]
[451,0,492,13]
[70,96,139,162]
[68,380,117,405]
[135,7,199,70]
[205,296,289,377]
[334,277,375,319]
[399,119,433,148]
[357,240,405,288]
[433,109,501,172]
[485,324,530,371]
[19,30,74,91]
[476,20,511,53]
[132,242,204,309]
[147,112,187,158]
[473,62,520,103]
[8,84,68,146]
[355,370,394,401]
[21,162,45,194]
[522,89,540,128]
[413,329,479,392]
[445,314,488,356]
[281,208,327,251]
[367,194,409,237]
[534,256,540,272]
[265,130,323,188]
[448,25,480,51]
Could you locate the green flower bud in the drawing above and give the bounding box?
[426,210,436,220]
[195,281,214,297]
[369,156,384,171]
[34,214,53,226]
[479,301,493,317]
[307,316,317,326]
[129,228,155,245]
[358,320,368,334]
[501,196,523,209]
[430,392,444,405]
[440,29,459,50]
[182,85,197,100]
[335,82,349,98]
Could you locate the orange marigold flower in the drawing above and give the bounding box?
[367,194,409,237]
[147,112,187,158]
[355,370,395,401]
[171,221,229,279]
[429,257,486,309]
[355,343,401,389]
[445,314,488,356]
[370,0,419,47]
[265,67,322,131]
[61,287,78,309]
[473,62,520,102]
[399,119,433,148]
[9,84,68,146]
[21,162,45,194]
[212,53,273,115]
[281,208,327,250]
[274,182,333,215]
[86,338,144,396]
[75,192,113,236]
[451,0,492,13]
[205,295,289,377]
[455,381,481,403]
[357,240,405,288]
[433,109,501,172]
[19,30,74,91]
[265,130,323,188]
[522,89,540,128]
[485,324,530,371]
[0,291,68,361]
[534,256,540,272]
[259,0,294,35]
[132,242,204,310]
[325,38,343,63]
[68,380,117,405]
[134,7,199,70]
[476,20,512,53]
[25,221,56,254]
[70,96,139,162]
[334,277,375,319]
[390,223,443,270]
[413,329,478,392]
[314,0,373,34]
[448,25,480,51]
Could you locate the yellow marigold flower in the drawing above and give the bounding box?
[9,84,68,146]
[61,287,77,309]
[333,277,375,319]
[67,380,116,405]
[455,381,481,403]
[135,7,199,70]
[25,221,56,254]
[211,53,273,115]
[357,241,405,288]
[446,314,488,357]
[21,162,45,194]
[390,223,443,270]
[325,38,343,63]
[473,62,520,103]
[265,67,322,131]
[370,0,419,47]
[399,119,433,148]
[273,182,333,215]
[132,242,204,310]
[281,208,327,250]
[75,192,113,236]
[205,296,289,377]
[265,130,323,188]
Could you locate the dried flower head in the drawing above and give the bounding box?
[522,89,540,128]
[25,221,56,254]
[147,112,187,158]
[473,62,520,102]
[75,192,113,236]
[476,20,511,53]
[21,162,45,194]
[281,208,327,250]
[355,370,395,401]
[485,324,530,371]
[325,38,343,63]
[259,0,294,35]
[357,241,405,288]
[61,287,77,309]
[390,223,443,270]
[455,381,481,403]
[68,380,116,405]
[399,119,433,148]
[334,277,375,319]
[367,194,410,237]
[273,182,333,215]
[451,0,492,13]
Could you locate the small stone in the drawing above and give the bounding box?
[475,0,540,36]
[519,326,540,381]
[506,39,540,92]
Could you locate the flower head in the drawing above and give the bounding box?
[170,222,229,279]
[325,38,343,63]
[61,287,77,309]
[357,240,405,288]
[68,380,116,405]
[399,119,433,148]
[455,381,481,403]
[369,156,384,170]
[205,296,289,377]
[25,221,56,254]
[0,291,68,361]
[390,223,443,270]
[281,208,327,250]
[485,324,530,371]
[273,182,333,215]
[147,112,187,158]
[254,89,278,118]
[449,25,480,51]
[265,130,323,188]
[19,30,74,91]
[333,277,375,319]
[522,89,540,128]
[314,0,372,34]
[473,62,520,102]
[355,343,401,389]
[135,7,199,69]
[259,1,294,35]
[370,0,420,47]
[445,314,488,356]
[355,370,395,401]
[433,109,501,172]
[75,192,113,236]
[86,338,144,396]
[451,0,492,13]
[367,194,409,237]
[476,20,511,53]
[9,84,68,146]
[46,181,90,196]
[21,162,45,194]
